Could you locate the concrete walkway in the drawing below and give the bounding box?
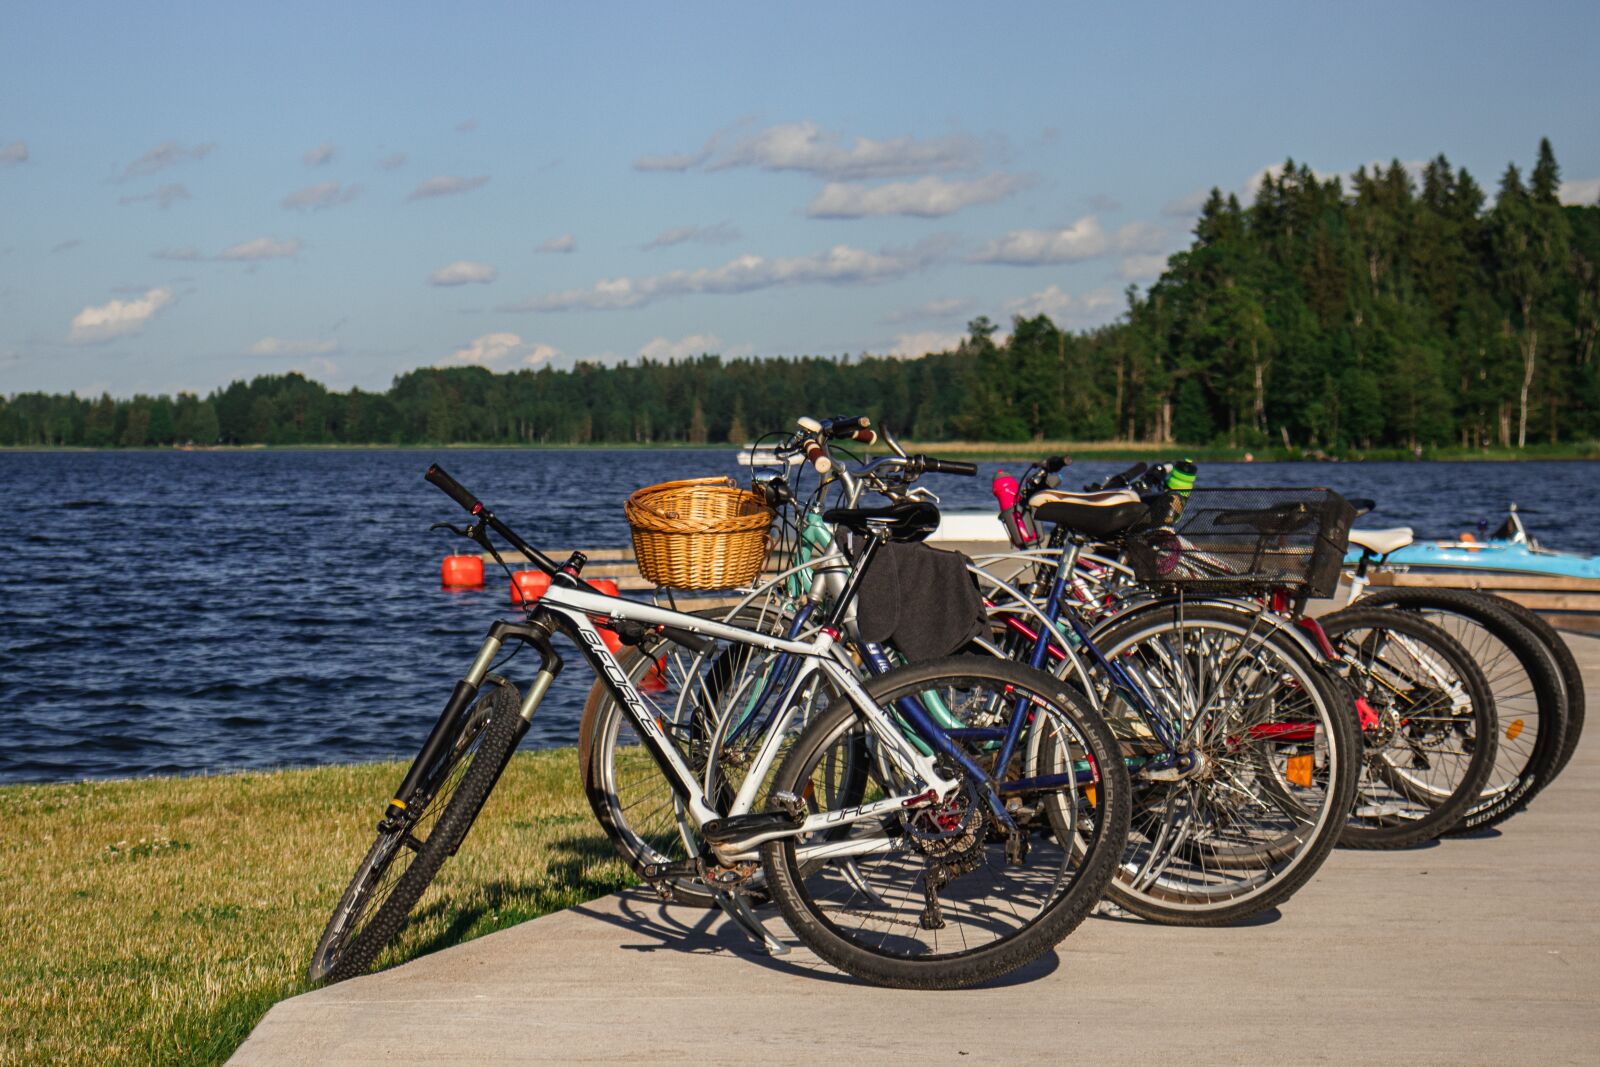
[231,640,1600,1066]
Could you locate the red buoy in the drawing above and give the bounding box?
[509,570,551,604]
[441,554,485,587]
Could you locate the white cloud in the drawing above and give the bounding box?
[282,181,362,211]
[521,343,559,366]
[1004,284,1120,326]
[884,330,966,358]
[1561,177,1600,206]
[303,142,336,167]
[247,337,339,356]
[217,237,301,261]
[118,183,191,209]
[884,297,974,324]
[377,152,408,170]
[504,243,932,313]
[68,287,175,344]
[407,175,489,200]
[807,173,1028,219]
[120,140,214,180]
[449,332,557,366]
[0,141,28,167]
[537,233,576,254]
[637,120,986,181]
[638,334,724,362]
[973,216,1108,265]
[973,216,1171,266]
[642,222,741,250]
[429,260,498,286]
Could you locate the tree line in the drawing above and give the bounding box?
[4,140,1596,452]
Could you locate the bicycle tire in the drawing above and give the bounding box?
[1087,602,1360,926]
[760,657,1131,989]
[1356,587,1566,832]
[1319,607,1498,849]
[1470,594,1585,780]
[308,679,524,983]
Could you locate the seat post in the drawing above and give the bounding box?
[824,530,885,630]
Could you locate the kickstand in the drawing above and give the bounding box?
[712,889,790,956]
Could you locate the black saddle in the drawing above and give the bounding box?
[1028,490,1150,539]
[823,500,941,543]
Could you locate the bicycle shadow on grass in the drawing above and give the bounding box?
[568,888,1063,988]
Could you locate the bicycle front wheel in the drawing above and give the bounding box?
[308,679,523,983]
[760,657,1131,989]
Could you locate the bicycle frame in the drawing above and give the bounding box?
[500,577,993,864]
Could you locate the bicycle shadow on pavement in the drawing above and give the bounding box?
[568,887,1064,989]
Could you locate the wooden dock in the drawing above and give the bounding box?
[1366,569,1600,634]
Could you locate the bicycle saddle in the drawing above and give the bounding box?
[1027,489,1149,539]
[822,499,941,543]
[1348,527,1414,556]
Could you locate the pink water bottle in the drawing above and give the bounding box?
[992,470,1035,547]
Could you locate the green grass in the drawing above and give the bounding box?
[0,751,636,1065]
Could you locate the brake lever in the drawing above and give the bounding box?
[430,519,492,550]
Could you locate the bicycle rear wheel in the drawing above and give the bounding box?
[1472,594,1585,780]
[1088,603,1359,925]
[760,657,1130,989]
[1320,607,1497,849]
[1357,587,1566,832]
[308,679,523,983]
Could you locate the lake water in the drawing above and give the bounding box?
[2,448,1596,784]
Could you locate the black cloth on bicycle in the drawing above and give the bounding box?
[854,542,986,662]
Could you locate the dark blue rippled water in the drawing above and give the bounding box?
[1,449,1596,784]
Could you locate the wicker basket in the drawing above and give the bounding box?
[625,476,773,589]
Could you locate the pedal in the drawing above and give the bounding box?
[641,858,701,881]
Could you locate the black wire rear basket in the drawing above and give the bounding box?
[1123,488,1357,598]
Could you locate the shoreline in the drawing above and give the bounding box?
[4,441,1599,462]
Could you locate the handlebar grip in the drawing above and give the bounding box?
[848,428,878,445]
[823,415,871,436]
[426,464,480,513]
[802,438,833,475]
[920,455,978,477]
[1043,455,1069,473]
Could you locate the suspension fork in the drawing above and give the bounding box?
[384,615,564,823]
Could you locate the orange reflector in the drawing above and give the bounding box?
[1285,753,1314,788]
[1085,785,1097,807]
[1506,719,1525,742]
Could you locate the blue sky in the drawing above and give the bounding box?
[3,1,1597,398]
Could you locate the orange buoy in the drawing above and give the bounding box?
[441,554,485,587]
[587,580,627,656]
[510,569,551,604]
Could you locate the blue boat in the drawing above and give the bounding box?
[1345,505,1600,580]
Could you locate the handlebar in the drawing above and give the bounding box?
[917,455,977,477]
[820,414,871,437]
[427,464,560,574]
[426,463,482,513]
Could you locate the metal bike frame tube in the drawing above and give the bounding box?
[541,598,960,832]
